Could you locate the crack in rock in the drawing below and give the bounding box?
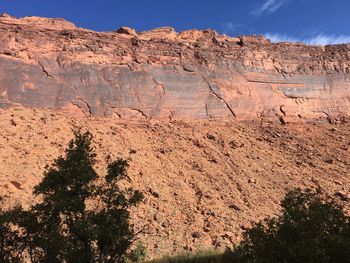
[205,103,213,119]
[37,61,88,121]
[247,79,301,85]
[281,90,316,100]
[153,79,166,93]
[201,74,236,117]
[38,62,54,78]
[130,108,149,119]
[280,105,286,116]
[72,98,92,116]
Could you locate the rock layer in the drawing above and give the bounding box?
[1,15,350,122]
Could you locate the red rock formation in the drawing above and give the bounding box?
[0,14,350,122]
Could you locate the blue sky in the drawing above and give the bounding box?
[1,0,350,45]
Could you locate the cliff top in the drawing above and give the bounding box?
[2,13,350,48]
[0,13,76,30]
[0,13,273,46]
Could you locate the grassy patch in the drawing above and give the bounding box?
[145,250,226,263]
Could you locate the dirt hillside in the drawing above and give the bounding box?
[1,107,349,257]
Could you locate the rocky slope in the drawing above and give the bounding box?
[1,107,350,257]
[0,14,350,258]
[1,14,350,122]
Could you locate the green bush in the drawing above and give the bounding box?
[0,130,144,263]
[146,249,225,263]
[147,188,350,263]
[226,188,350,262]
[129,242,147,262]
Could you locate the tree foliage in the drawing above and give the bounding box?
[226,188,350,263]
[0,130,144,263]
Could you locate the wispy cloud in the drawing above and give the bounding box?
[221,22,246,34]
[265,33,350,45]
[251,0,290,16]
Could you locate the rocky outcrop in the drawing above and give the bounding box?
[0,14,350,122]
[0,13,76,30]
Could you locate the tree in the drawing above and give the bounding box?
[1,130,144,263]
[0,205,24,263]
[226,188,350,263]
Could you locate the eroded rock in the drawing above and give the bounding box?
[0,14,349,123]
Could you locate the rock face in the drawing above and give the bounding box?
[1,14,350,122]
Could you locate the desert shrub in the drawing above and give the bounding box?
[0,130,144,263]
[146,249,225,263]
[226,188,350,262]
[128,242,147,262]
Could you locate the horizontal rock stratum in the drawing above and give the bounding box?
[1,14,350,122]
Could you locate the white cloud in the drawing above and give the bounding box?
[221,22,246,34]
[265,33,350,45]
[251,0,289,16]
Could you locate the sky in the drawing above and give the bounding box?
[1,0,350,45]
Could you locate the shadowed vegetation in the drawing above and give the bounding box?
[145,250,225,263]
[0,130,144,263]
[146,188,350,263]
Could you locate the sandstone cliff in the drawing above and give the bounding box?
[1,14,350,122]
